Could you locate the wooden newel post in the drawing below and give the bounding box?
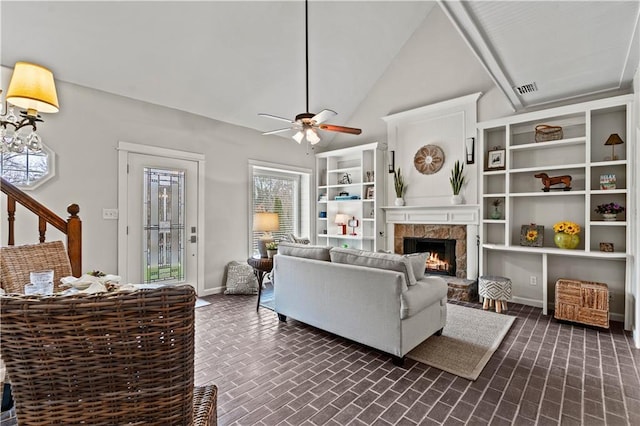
[66,203,82,277]
[7,196,16,246]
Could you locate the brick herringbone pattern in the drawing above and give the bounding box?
[195,294,640,425]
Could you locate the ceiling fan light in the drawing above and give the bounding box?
[292,131,304,144]
[306,128,321,144]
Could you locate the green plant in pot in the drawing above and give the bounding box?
[393,168,407,206]
[449,160,465,205]
[265,241,278,258]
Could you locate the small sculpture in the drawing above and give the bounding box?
[534,173,572,192]
[339,173,352,184]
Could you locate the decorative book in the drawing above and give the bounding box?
[599,174,616,190]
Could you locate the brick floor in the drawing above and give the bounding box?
[194,294,640,425]
[2,292,638,425]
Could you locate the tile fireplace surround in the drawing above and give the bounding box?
[382,205,480,280]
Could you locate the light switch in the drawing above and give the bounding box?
[103,208,119,220]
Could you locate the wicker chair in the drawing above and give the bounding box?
[0,285,217,425]
[0,241,73,293]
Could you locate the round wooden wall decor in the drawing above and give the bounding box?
[414,144,445,174]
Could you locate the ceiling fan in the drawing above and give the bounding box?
[259,0,362,145]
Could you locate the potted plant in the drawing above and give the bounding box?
[393,168,407,206]
[594,202,625,221]
[265,241,278,258]
[449,160,465,205]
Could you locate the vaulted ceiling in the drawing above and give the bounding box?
[1,1,638,139]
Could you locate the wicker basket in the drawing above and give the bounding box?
[535,124,563,142]
[554,278,609,328]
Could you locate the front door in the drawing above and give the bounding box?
[124,152,199,289]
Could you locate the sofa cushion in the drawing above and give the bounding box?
[400,275,448,319]
[329,247,416,285]
[404,252,429,281]
[278,242,331,261]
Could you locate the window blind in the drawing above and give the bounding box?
[251,167,300,255]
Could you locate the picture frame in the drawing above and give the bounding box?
[366,186,375,199]
[487,148,506,170]
[520,224,544,247]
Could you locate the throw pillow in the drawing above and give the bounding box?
[404,252,429,281]
[278,242,331,261]
[224,261,259,295]
[284,233,311,245]
[329,247,417,285]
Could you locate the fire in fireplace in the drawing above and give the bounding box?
[403,237,456,277]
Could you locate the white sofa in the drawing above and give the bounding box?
[273,243,447,365]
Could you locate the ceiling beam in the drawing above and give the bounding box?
[438,1,520,112]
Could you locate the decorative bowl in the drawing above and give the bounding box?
[71,281,92,290]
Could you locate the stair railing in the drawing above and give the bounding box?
[1,177,81,276]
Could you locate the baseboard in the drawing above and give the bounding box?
[510,296,543,308]
[199,286,224,297]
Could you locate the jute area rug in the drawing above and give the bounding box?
[407,304,516,381]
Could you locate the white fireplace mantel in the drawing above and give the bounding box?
[382,204,480,225]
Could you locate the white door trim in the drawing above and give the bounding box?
[117,141,205,295]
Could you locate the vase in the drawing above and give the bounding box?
[554,232,580,249]
[602,213,617,222]
[394,197,405,206]
[450,194,463,205]
[490,206,501,220]
[267,249,277,258]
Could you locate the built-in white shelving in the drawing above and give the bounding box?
[315,142,384,251]
[478,94,634,328]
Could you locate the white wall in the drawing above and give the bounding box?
[382,93,480,206]
[1,68,314,292]
[327,4,513,151]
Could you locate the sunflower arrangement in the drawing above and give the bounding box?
[553,221,581,235]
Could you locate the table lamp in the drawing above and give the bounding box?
[253,212,279,258]
[604,133,624,161]
[348,216,359,236]
[335,214,350,235]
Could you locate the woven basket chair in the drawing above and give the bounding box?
[0,241,73,294]
[0,285,217,425]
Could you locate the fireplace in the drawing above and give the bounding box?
[404,237,456,277]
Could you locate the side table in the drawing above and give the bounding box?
[247,257,273,311]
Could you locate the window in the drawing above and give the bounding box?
[249,162,311,256]
[0,144,55,189]
[143,167,185,284]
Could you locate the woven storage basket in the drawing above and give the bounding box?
[554,278,609,328]
[535,124,563,142]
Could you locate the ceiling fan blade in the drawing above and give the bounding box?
[258,113,294,124]
[311,109,337,124]
[318,124,362,135]
[262,128,293,136]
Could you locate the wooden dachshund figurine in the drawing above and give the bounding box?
[534,173,572,192]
